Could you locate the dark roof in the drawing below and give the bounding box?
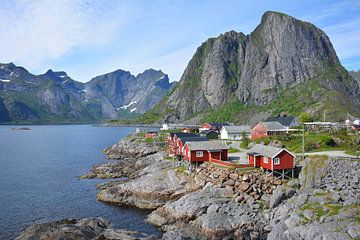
[179,136,208,145]
[200,130,218,134]
[171,133,199,138]
[206,123,229,128]
[264,116,298,127]
[186,141,228,151]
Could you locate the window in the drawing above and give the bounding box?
[264,157,268,164]
[188,151,190,158]
[274,157,280,165]
[196,151,203,157]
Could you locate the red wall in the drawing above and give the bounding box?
[273,150,294,170]
[251,123,268,140]
[201,123,212,130]
[248,155,254,165]
[183,145,227,162]
[260,157,272,170]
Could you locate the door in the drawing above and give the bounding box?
[255,156,261,167]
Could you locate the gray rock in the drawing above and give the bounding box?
[269,185,286,208]
[15,218,157,240]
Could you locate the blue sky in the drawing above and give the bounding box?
[0,0,359,82]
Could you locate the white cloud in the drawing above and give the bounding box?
[0,0,134,68]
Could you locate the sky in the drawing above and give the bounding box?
[0,0,359,83]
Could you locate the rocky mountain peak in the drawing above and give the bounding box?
[149,11,360,123]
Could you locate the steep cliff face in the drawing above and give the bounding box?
[84,69,173,118]
[161,11,360,123]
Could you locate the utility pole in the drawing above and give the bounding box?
[302,128,305,161]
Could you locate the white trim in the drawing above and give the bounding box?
[271,148,296,158]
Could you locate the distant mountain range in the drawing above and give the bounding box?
[0,63,176,123]
[139,11,360,124]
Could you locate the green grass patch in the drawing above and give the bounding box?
[228,147,240,153]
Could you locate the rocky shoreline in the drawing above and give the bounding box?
[17,134,360,240]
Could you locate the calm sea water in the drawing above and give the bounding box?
[0,125,161,239]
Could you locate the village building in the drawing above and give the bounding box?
[176,136,208,156]
[199,123,229,133]
[220,125,251,140]
[167,132,200,156]
[199,129,219,139]
[251,121,287,140]
[247,144,295,173]
[183,141,228,162]
[145,131,159,139]
[264,116,300,127]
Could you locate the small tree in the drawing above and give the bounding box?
[299,112,313,123]
[241,131,250,148]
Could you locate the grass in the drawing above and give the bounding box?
[261,131,360,154]
[228,147,240,153]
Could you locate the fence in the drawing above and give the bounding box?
[333,156,359,161]
[210,158,253,168]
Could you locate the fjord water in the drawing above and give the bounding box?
[0,125,161,239]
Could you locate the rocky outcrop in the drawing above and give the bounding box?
[97,164,199,209]
[148,186,269,240]
[16,218,157,240]
[104,136,159,160]
[153,11,360,123]
[267,157,360,240]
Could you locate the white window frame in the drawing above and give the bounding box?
[274,157,280,165]
[196,151,203,157]
[264,157,268,164]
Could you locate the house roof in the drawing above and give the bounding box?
[200,129,218,135]
[186,140,228,151]
[204,123,229,128]
[247,144,294,158]
[178,136,208,145]
[265,116,298,127]
[260,121,286,131]
[169,132,199,138]
[222,125,251,134]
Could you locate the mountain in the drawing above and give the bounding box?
[349,70,360,86]
[0,63,175,123]
[142,11,360,124]
[84,69,176,119]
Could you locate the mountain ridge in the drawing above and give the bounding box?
[0,62,176,123]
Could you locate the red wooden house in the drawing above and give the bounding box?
[146,131,158,139]
[199,123,229,133]
[176,136,208,156]
[167,132,200,156]
[247,144,295,171]
[183,141,228,162]
[251,121,287,140]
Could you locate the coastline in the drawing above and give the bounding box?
[16,131,360,240]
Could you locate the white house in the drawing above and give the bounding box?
[220,125,251,140]
[161,123,169,131]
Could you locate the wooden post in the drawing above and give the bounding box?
[302,129,305,161]
[291,169,294,178]
[282,169,284,180]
